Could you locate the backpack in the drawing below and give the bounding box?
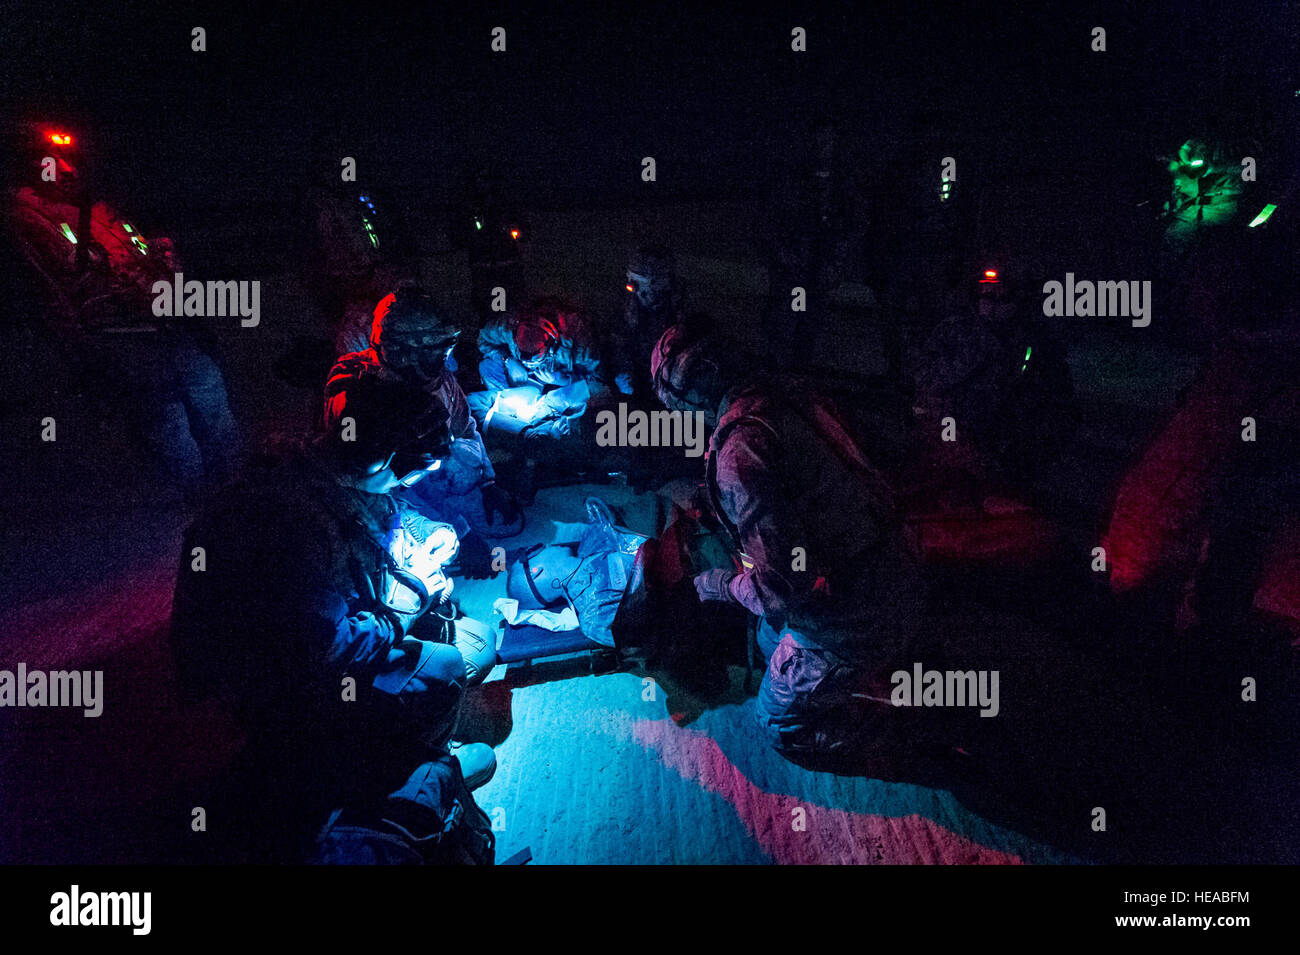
[312,755,496,865]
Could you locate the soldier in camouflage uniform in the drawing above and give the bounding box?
[911,260,1077,483]
[328,286,523,579]
[171,368,497,863]
[612,245,687,398]
[6,123,240,504]
[652,323,925,762]
[473,296,607,442]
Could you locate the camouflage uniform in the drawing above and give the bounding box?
[310,187,414,356]
[649,324,923,758]
[763,124,867,366]
[448,168,524,335]
[705,382,925,757]
[8,177,239,497]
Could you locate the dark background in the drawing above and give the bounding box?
[5,1,1297,216]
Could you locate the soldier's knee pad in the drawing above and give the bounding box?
[450,615,497,685]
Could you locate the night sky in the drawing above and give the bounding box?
[5,1,1296,219]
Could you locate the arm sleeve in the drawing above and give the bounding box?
[559,315,608,392]
[266,513,404,681]
[477,316,514,360]
[323,352,373,427]
[570,338,606,392]
[712,423,818,620]
[440,375,495,484]
[316,597,405,678]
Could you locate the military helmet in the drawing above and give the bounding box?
[649,322,730,414]
[506,543,581,612]
[13,122,84,190]
[371,285,461,346]
[370,285,461,382]
[512,297,571,367]
[626,245,677,311]
[627,245,675,279]
[322,364,454,480]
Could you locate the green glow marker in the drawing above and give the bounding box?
[1020,345,1032,373]
[475,218,483,230]
[122,222,134,233]
[1248,203,1277,228]
[1188,159,1204,168]
[60,223,77,244]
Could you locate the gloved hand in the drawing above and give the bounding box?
[694,568,737,603]
[615,372,634,395]
[536,363,576,390]
[481,482,521,527]
[522,415,572,441]
[452,530,495,579]
[535,389,583,418]
[504,357,530,387]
